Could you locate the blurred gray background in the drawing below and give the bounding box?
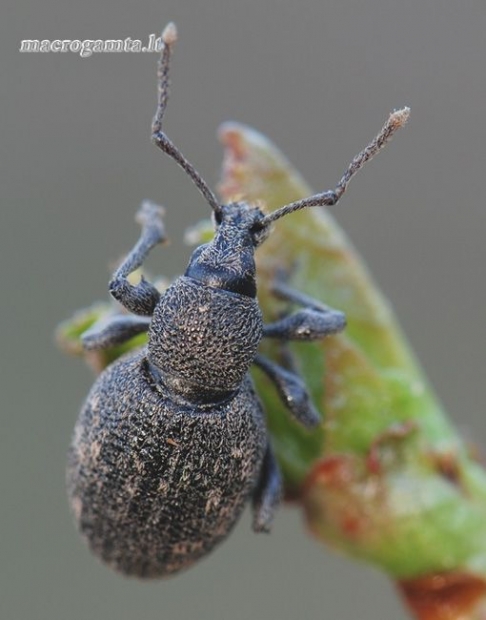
[2,0,485,619]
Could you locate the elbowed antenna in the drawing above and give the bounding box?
[151,23,222,219]
[259,107,410,227]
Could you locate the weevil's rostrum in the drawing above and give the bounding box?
[67,22,409,578]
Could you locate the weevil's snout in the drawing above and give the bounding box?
[185,202,267,297]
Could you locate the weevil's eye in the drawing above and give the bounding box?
[250,221,270,247]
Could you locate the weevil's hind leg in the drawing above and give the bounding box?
[254,354,321,428]
[109,201,167,316]
[263,279,346,341]
[252,442,282,533]
[82,314,151,351]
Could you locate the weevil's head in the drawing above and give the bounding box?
[184,202,269,298]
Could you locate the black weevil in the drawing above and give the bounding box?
[67,22,409,578]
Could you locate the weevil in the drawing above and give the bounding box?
[67,22,409,578]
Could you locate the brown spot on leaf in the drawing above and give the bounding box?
[366,421,418,475]
[302,454,388,544]
[398,572,486,620]
[303,455,356,494]
[429,451,463,489]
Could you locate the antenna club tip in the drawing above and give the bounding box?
[162,22,178,46]
[389,107,411,129]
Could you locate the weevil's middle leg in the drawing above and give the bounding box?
[82,314,151,351]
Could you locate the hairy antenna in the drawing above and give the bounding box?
[151,23,222,218]
[259,107,410,227]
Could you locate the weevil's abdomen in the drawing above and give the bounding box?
[67,349,267,578]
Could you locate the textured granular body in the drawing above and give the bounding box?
[67,349,267,578]
[150,277,263,394]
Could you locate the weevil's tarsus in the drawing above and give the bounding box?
[109,201,166,316]
[259,107,410,227]
[151,23,222,218]
[82,315,151,351]
[252,442,282,533]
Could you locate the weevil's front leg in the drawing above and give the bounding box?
[263,279,346,341]
[82,314,151,350]
[252,442,282,533]
[109,201,167,316]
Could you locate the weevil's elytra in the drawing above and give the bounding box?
[67,22,409,578]
[68,351,267,576]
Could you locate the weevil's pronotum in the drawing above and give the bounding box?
[67,22,409,578]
